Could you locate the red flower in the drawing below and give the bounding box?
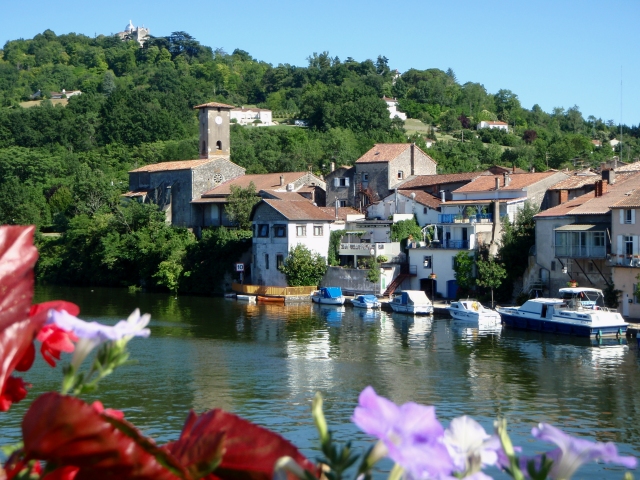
[23,393,318,480]
[91,400,125,420]
[0,226,40,411]
[37,324,78,367]
[42,466,80,480]
[0,376,29,411]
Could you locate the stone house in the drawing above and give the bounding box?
[530,171,640,298]
[250,200,335,286]
[325,144,437,209]
[193,171,326,227]
[367,190,440,226]
[545,170,599,209]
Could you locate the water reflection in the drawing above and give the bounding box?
[6,286,636,479]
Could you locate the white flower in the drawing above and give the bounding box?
[443,416,501,475]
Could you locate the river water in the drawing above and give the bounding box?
[3,286,640,479]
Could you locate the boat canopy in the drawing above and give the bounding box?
[400,290,431,305]
[559,287,603,295]
[357,295,378,303]
[321,287,343,299]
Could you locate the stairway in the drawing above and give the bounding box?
[383,274,410,297]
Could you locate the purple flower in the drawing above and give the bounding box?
[352,386,454,479]
[443,416,501,475]
[522,423,637,479]
[48,309,150,367]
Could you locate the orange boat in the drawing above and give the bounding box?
[257,296,285,304]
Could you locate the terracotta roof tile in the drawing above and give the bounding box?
[549,172,599,190]
[355,143,435,164]
[536,172,640,217]
[193,102,235,109]
[611,188,640,208]
[454,172,562,193]
[261,199,335,221]
[397,190,441,209]
[615,161,640,172]
[129,159,213,173]
[202,172,322,197]
[318,207,362,221]
[260,190,311,201]
[399,172,488,189]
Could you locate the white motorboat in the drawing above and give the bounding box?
[447,300,501,324]
[311,287,345,305]
[389,290,433,315]
[351,295,381,309]
[496,287,629,338]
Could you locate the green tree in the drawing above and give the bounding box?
[453,251,475,297]
[279,244,327,287]
[476,257,507,308]
[390,218,423,250]
[226,182,259,229]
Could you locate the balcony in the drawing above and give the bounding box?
[555,245,607,258]
[438,213,495,224]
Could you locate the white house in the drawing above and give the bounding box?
[231,107,273,126]
[251,199,334,286]
[477,120,508,132]
[383,97,407,121]
[367,190,440,226]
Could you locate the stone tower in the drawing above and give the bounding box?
[194,102,234,159]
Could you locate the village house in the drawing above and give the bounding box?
[608,189,640,317]
[545,170,599,209]
[367,190,440,226]
[383,97,407,121]
[230,107,273,126]
[192,171,326,227]
[250,200,335,286]
[124,102,245,228]
[397,171,488,201]
[530,170,640,298]
[325,143,437,209]
[477,120,508,132]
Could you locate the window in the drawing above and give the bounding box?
[423,207,428,214]
[397,170,404,180]
[626,209,633,224]
[273,225,286,237]
[265,254,269,270]
[333,177,350,187]
[625,236,633,255]
[276,254,284,269]
[362,173,369,181]
[593,232,605,247]
[296,225,307,236]
[551,261,556,271]
[338,200,347,207]
[314,225,323,236]
[257,224,269,237]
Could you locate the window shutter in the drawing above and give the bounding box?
[620,210,624,224]
[345,177,350,187]
[617,235,623,256]
[634,236,639,256]
[333,178,339,187]
[632,210,636,224]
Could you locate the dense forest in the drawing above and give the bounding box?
[1,29,638,293]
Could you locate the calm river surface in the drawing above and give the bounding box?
[3,286,640,478]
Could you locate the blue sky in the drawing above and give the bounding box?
[2,0,638,124]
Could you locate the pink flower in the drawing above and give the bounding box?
[0,376,29,412]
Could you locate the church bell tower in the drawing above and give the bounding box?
[194,102,233,159]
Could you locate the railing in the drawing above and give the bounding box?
[555,246,606,258]
[231,283,317,296]
[441,240,469,249]
[438,213,498,223]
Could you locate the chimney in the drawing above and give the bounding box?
[594,180,608,197]
[601,162,606,171]
[440,190,446,203]
[602,168,616,185]
[330,162,335,172]
[410,143,416,175]
[559,190,568,204]
[512,165,516,173]
[280,175,284,187]
[531,166,535,173]
[495,177,500,190]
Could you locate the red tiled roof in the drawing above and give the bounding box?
[318,207,362,221]
[129,159,213,173]
[202,172,321,197]
[612,189,640,208]
[483,121,508,125]
[549,172,598,190]
[397,190,441,209]
[616,161,640,172]
[193,102,235,109]
[355,143,435,164]
[454,172,562,193]
[399,172,487,189]
[260,190,311,201]
[261,199,335,221]
[536,172,640,217]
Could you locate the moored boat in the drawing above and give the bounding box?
[389,290,433,315]
[311,287,345,305]
[257,296,285,304]
[447,300,500,324]
[236,294,256,303]
[351,295,381,309]
[496,287,629,338]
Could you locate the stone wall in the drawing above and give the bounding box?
[526,171,569,210]
[321,267,379,295]
[325,167,355,207]
[355,162,388,203]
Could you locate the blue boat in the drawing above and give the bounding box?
[311,287,345,305]
[496,287,629,338]
[351,295,381,309]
